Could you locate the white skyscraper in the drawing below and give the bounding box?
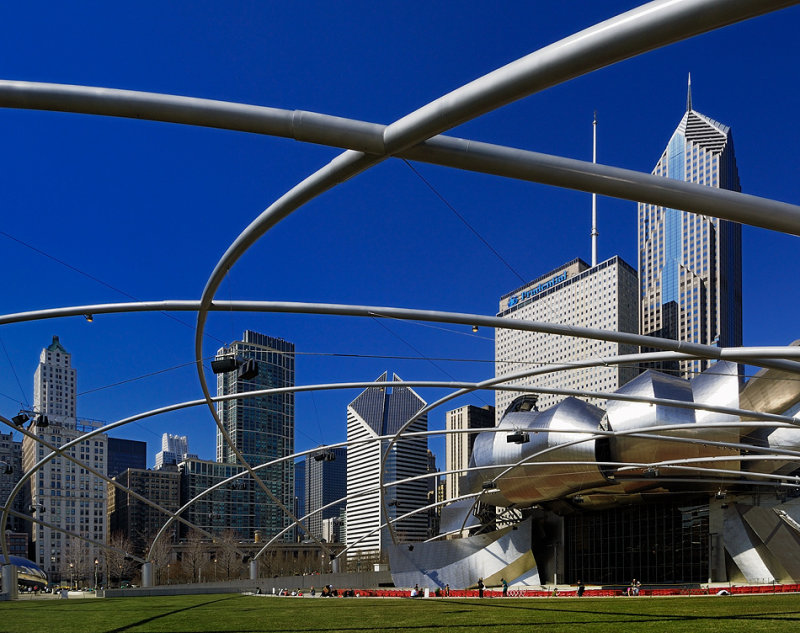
[345,373,428,562]
[495,256,639,418]
[33,335,76,419]
[154,433,193,470]
[22,336,107,584]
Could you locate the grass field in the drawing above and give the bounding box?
[2,593,800,633]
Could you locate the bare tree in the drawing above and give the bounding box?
[146,534,173,585]
[182,531,208,583]
[106,532,136,587]
[215,530,242,581]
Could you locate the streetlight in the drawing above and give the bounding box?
[69,562,74,590]
[94,558,99,590]
[167,563,171,585]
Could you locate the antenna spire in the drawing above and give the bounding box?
[591,111,598,267]
[686,72,692,112]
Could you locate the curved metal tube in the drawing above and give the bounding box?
[191,0,800,552]
[2,508,146,564]
[0,414,223,564]
[4,301,800,372]
[2,81,800,235]
[4,370,799,563]
[0,0,797,582]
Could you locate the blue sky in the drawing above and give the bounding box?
[1,2,799,465]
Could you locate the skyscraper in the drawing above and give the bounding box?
[345,373,428,562]
[33,335,76,419]
[305,446,347,541]
[107,437,147,479]
[639,79,742,377]
[154,433,194,470]
[444,405,495,501]
[0,431,24,533]
[495,256,639,417]
[107,467,180,556]
[22,336,107,582]
[215,330,295,542]
[294,459,306,542]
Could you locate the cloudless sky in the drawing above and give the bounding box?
[1,1,799,466]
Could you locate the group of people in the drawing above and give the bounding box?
[626,579,642,596]
[314,584,358,597]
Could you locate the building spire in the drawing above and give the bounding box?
[686,72,692,112]
[591,111,598,266]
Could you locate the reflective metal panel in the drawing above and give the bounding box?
[388,518,534,589]
[469,397,607,505]
[740,340,800,416]
[439,498,480,535]
[608,369,739,474]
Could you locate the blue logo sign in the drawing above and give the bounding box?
[507,271,568,307]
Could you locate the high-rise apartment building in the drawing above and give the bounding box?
[107,467,180,556]
[22,336,107,581]
[178,457,251,539]
[639,83,742,377]
[305,446,347,541]
[345,373,428,561]
[495,257,639,417]
[215,330,295,542]
[444,405,495,501]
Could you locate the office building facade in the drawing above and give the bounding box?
[0,431,24,533]
[345,373,428,561]
[107,467,180,556]
[495,257,639,417]
[215,330,295,542]
[177,458,252,539]
[639,88,742,377]
[107,437,147,479]
[305,446,347,541]
[22,337,107,581]
[444,405,495,501]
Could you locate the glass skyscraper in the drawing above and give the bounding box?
[639,81,742,377]
[215,330,295,542]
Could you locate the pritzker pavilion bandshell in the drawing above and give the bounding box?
[3,0,800,596]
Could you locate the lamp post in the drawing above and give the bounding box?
[94,559,99,590]
[167,563,170,585]
[69,562,74,590]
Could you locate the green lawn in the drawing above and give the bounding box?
[2,593,800,633]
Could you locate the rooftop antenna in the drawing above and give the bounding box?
[687,72,692,112]
[591,111,598,266]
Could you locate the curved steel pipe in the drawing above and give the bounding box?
[0,414,222,564]
[3,301,800,372]
[2,81,800,235]
[191,2,799,547]
[2,508,146,564]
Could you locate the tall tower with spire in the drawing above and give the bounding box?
[638,76,742,377]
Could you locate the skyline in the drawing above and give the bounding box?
[1,2,799,465]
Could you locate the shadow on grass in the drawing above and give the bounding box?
[100,595,237,633]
